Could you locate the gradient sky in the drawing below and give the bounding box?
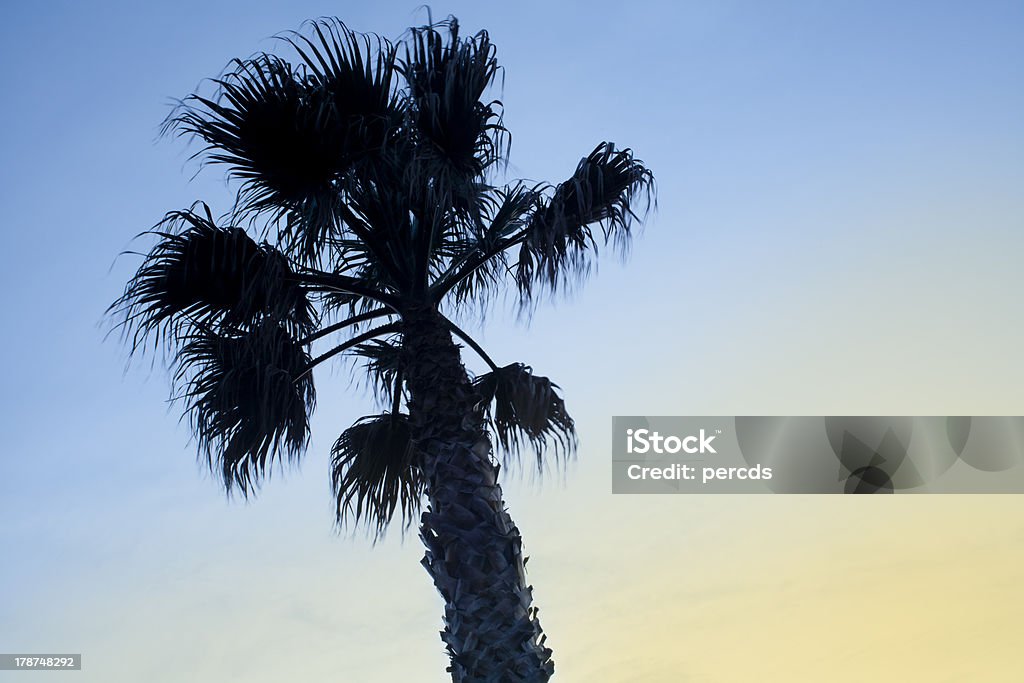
[2,1,1023,681]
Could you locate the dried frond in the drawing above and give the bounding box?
[331,413,423,534]
[474,363,576,471]
[175,319,315,495]
[112,205,314,352]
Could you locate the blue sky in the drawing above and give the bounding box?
[1,1,1023,680]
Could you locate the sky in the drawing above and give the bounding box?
[1,0,1023,680]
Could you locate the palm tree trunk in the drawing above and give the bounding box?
[401,306,554,682]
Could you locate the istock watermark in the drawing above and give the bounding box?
[625,428,718,454]
[612,416,1024,494]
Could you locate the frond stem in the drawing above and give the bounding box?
[391,366,405,416]
[297,321,402,379]
[291,271,402,311]
[430,230,529,302]
[443,318,499,372]
[299,308,392,345]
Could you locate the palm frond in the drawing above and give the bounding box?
[283,19,403,148]
[171,50,396,261]
[112,205,314,351]
[331,413,423,534]
[175,319,315,495]
[516,143,654,300]
[401,16,507,179]
[474,363,576,471]
[279,20,410,264]
[350,337,405,405]
[343,178,417,283]
[170,55,344,245]
[439,183,542,308]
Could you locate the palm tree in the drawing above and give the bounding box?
[112,16,652,682]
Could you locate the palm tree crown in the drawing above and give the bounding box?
[112,15,653,681]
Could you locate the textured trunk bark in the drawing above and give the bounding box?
[402,306,554,682]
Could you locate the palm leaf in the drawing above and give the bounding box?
[401,16,507,178]
[284,19,403,151]
[474,363,576,470]
[171,21,409,262]
[349,337,405,406]
[171,55,340,236]
[441,183,541,309]
[175,319,315,495]
[331,413,423,534]
[517,143,654,299]
[112,205,314,351]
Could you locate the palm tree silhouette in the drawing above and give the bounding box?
[112,16,653,682]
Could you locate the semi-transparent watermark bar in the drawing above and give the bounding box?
[612,417,1024,494]
[0,654,81,670]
